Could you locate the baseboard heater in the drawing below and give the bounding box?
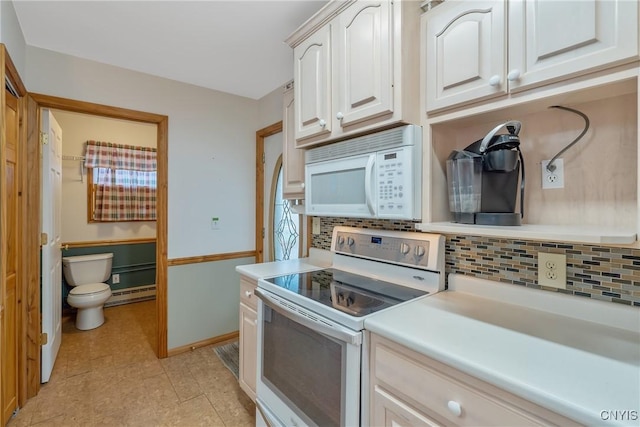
[105,284,156,307]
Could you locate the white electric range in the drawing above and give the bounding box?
[255,226,446,427]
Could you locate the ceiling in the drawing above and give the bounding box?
[12,0,328,100]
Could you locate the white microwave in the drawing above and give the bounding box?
[305,125,422,220]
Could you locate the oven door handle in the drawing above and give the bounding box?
[256,398,282,427]
[255,288,362,346]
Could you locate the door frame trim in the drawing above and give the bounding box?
[255,121,282,263]
[26,95,169,374]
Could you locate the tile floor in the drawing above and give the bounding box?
[8,300,255,426]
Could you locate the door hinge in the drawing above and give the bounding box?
[262,153,266,164]
[262,228,265,238]
[41,232,48,245]
[40,132,49,145]
[40,333,48,346]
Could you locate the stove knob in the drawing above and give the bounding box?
[414,245,426,257]
[337,235,345,246]
[347,296,354,306]
[347,237,355,247]
[400,243,410,255]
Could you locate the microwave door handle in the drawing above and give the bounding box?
[364,155,376,215]
[255,288,362,346]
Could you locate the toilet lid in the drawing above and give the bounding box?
[69,283,110,296]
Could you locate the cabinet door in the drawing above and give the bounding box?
[282,86,305,200]
[372,386,442,427]
[294,24,332,143]
[425,0,506,113]
[508,0,639,92]
[239,303,257,402]
[335,0,393,128]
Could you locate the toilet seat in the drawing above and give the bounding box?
[69,283,110,296]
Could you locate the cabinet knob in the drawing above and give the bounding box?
[488,75,501,87]
[244,291,252,298]
[300,182,305,189]
[507,69,521,81]
[319,119,326,127]
[336,112,344,120]
[447,400,462,417]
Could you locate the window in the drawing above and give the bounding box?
[85,140,157,222]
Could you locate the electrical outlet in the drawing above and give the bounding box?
[112,273,120,284]
[538,252,566,289]
[312,217,320,235]
[541,159,564,189]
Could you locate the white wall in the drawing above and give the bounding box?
[26,46,259,259]
[258,84,285,129]
[0,0,26,78]
[53,109,157,242]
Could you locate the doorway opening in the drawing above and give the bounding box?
[25,93,168,398]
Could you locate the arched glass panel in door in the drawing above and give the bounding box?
[272,163,299,261]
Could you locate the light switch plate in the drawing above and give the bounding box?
[312,217,320,235]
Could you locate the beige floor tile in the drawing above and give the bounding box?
[9,300,251,427]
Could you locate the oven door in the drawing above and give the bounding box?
[255,288,362,427]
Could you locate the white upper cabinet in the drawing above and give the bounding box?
[508,0,639,92]
[294,24,333,141]
[424,0,639,113]
[335,1,393,128]
[425,0,507,113]
[288,0,420,148]
[282,84,305,200]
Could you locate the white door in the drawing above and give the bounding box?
[41,109,63,383]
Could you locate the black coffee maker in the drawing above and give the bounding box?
[446,121,525,226]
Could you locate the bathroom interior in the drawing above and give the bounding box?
[54,108,158,339]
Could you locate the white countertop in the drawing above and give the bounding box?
[364,274,640,426]
[235,248,332,280]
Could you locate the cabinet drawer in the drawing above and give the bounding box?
[240,277,258,310]
[371,336,579,426]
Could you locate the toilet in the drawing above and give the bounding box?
[62,253,114,330]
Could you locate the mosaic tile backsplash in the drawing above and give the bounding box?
[313,217,640,307]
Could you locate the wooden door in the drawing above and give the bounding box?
[508,0,639,92]
[335,0,393,128]
[2,89,19,425]
[294,23,332,144]
[424,0,506,113]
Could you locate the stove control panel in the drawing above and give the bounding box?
[332,227,443,270]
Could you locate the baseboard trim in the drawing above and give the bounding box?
[167,331,239,357]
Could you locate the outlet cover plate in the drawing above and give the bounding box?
[538,252,566,289]
[541,159,564,189]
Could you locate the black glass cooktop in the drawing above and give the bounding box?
[264,269,427,317]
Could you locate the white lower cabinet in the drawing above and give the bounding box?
[238,276,258,402]
[369,333,579,427]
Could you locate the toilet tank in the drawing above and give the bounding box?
[62,253,113,286]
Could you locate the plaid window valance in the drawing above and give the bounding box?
[84,140,157,172]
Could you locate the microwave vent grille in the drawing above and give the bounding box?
[306,125,420,163]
